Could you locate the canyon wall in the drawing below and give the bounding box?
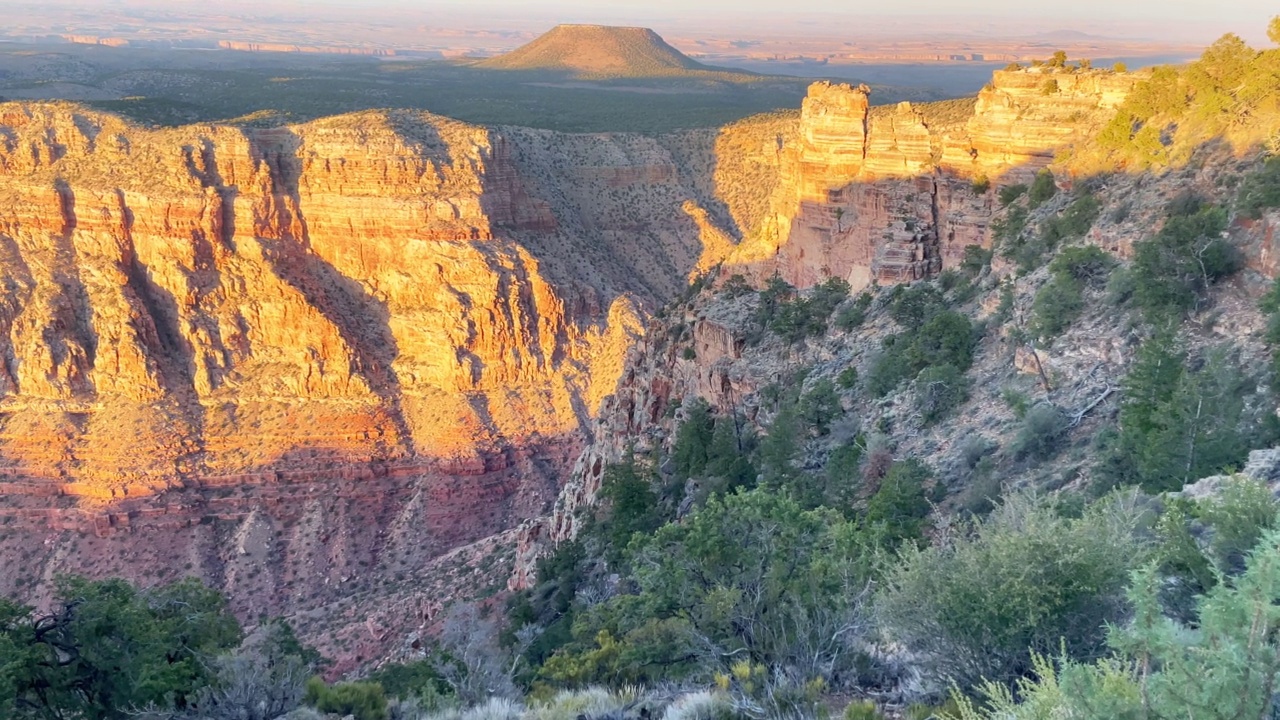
[0,65,1146,661]
[0,103,753,665]
[513,67,1147,584]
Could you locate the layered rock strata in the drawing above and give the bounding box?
[730,69,1139,291]
[0,104,736,658]
[0,65,1146,659]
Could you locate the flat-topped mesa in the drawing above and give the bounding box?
[477,24,709,77]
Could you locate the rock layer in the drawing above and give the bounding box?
[0,67,1150,660]
[729,69,1139,291]
[0,104,728,660]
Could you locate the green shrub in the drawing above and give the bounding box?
[823,442,865,514]
[993,206,1030,251]
[1238,156,1280,218]
[961,245,993,275]
[908,698,964,720]
[1028,170,1058,208]
[1110,200,1133,223]
[1030,274,1084,340]
[305,678,389,720]
[914,364,970,425]
[999,184,1028,207]
[366,660,448,701]
[937,269,966,293]
[972,174,991,194]
[1048,244,1114,283]
[865,458,932,547]
[835,291,874,331]
[1105,265,1135,305]
[1096,333,1261,493]
[1041,194,1101,244]
[837,366,859,389]
[1010,404,1071,462]
[1001,387,1030,419]
[845,700,887,720]
[799,379,842,434]
[878,492,1146,691]
[673,399,714,477]
[598,458,662,560]
[889,283,946,326]
[946,525,1280,720]
[908,311,979,372]
[558,490,873,687]
[1195,475,1280,573]
[720,274,753,298]
[1261,277,1280,388]
[1166,190,1207,217]
[762,276,852,342]
[1131,204,1238,320]
[0,577,243,718]
[681,347,696,360]
[1030,246,1116,339]
[867,311,979,397]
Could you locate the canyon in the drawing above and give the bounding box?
[0,64,1152,665]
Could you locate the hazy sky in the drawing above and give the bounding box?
[25,0,1279,44]
[306,0,1274,42]
[423,0,1265,22]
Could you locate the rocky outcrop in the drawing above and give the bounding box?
[1177,448,1280,501]
[726,69,1140,291]
[940,69,1138,182]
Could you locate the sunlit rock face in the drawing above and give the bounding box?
[0,106,653,493]
[0,69,1149,662]
[0,104,722,664]
[727,70,1139,291]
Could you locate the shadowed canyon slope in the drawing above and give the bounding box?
[0,64,1160,663]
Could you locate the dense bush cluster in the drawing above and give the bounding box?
[866,283,979,397]
[751,275,851,344]
[1128,202,1239,321]
[1001,191,1101,272]
[950,522,1280,719]
[1237,156,1280,218]
[1094,30,1280,167]
[878,493,1146,690]
[1030,245,1114,340]
[1094,332,1274,494]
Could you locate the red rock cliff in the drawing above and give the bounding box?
[0,104,711,664]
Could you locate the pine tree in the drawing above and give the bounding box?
[759,404,801,490]
[673,399,714,477]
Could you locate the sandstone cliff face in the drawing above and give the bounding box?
[940,69,1137,182]
[726,69,1139,292]
[0,104,726,663]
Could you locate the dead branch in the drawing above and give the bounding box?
[1070,386,1115,428]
